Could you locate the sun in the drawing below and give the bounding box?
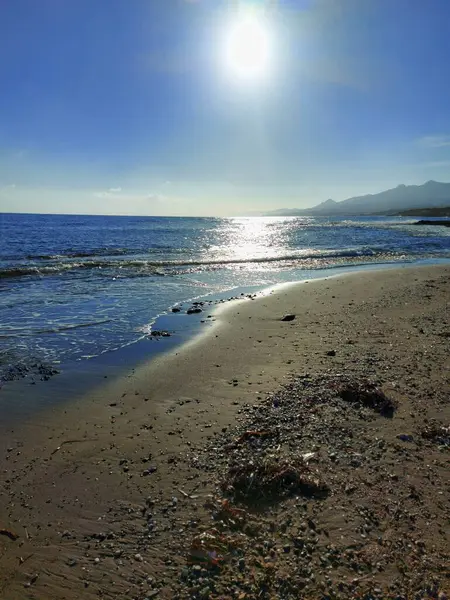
[223,11,272,83]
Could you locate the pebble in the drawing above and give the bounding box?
[281,314,296,321]
[142,466,157,476]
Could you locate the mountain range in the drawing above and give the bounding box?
[264,181,450,216]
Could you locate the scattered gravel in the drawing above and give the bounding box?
[169,372,449,599]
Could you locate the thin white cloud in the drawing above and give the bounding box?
[417,135,450,148]
[93,189,165,202]
[93,191,111,199]
[0,183,16,193]
[94,187,122,198]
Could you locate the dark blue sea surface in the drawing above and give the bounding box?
[1,213,449,382]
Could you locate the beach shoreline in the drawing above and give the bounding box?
[0,264,449,599]
[2,258,448,426]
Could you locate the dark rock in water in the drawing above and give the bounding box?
[150,330,171,337]
[281,314,296,322]
[187,307,202,315]
[1,363,29,382]
[414,220,450,227]
[37,363,59,379]
[327,350,336,356]
[171,307,181,313]
[1,359,59,384]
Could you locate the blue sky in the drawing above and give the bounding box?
[1,0,450,216]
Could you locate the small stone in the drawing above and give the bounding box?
[94,557,100,564]
[283,544,291,553]
[134,553,143,562]
[281,314,296,322]
[326,350,336,356]
[142,466,157,476]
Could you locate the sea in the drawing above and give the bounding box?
[1,213,449,400]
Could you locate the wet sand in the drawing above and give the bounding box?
[0,264,449,599]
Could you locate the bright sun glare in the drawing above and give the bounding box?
[223,11,272,83]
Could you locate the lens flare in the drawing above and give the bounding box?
[223,11,272,83]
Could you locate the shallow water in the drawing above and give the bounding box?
[1,213,449,382]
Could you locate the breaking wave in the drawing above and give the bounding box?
[0,247,412,281]
[0,261,166,279]
[0,319,113,338]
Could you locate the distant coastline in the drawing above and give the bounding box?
[398,206,450,217]
[261,180,450,217]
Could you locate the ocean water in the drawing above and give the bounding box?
[1,213,449,382]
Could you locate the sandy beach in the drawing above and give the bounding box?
[0,264,449,599]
